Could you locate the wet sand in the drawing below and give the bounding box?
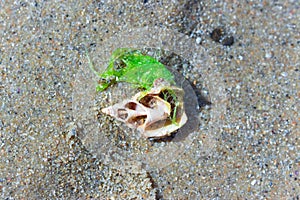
[0,1,299,199]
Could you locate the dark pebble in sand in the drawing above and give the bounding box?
[221,35,234,46]
[210,27,234,46]
[210,28,224,42]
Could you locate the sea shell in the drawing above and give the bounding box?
[101,79,187,138]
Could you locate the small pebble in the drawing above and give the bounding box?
[251,179,257,186]
[221,36,234,46]
[281,72,288,77]
[210,27,234,46]
[265,52,273,59]
[211,28,223,42]
[196,37,202,44]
